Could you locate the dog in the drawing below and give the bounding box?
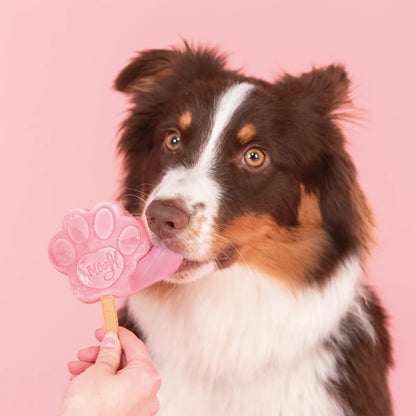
[114,43,393,415]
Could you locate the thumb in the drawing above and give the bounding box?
[94,332,121,374]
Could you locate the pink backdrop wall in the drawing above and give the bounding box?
[1,1,414,414]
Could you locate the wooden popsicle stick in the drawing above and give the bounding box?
[100,295,119,335]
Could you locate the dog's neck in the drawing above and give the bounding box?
[128,254,368,375]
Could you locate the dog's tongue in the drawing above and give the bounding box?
[130,245,183,291]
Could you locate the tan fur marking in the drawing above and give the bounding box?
[298,185,322,227]
[237,123,256,144]
[179,111,192,130]
[214,188,329,288]
[131,68,174,94]
[350,184,376,258]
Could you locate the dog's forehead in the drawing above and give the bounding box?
[196,82,254,167]
[172,81,254,124]
[169,82,255,163]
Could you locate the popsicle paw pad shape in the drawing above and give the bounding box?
[49,202,151,303]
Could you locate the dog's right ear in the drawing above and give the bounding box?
[114,49,177,95]
[114,44,236,97]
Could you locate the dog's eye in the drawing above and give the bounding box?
[243,148,265,168]
[164,132,181,151]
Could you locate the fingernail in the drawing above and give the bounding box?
[101,332,118,348]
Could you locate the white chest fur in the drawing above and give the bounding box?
[128,256,367,416]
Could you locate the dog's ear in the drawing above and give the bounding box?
[275,65,374,258]
[114,48,177,94]
[275,65,351,118]
[272,65,353,171]
[114,44,234,96]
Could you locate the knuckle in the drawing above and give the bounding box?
[146,368,161,392]
[97,351,118,368]
[153,373,162,391]
[149,397,160,415]
[144,375,161,396]
[99,350,114,362]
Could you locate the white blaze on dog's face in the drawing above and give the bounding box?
[116,45,374,287]
[143,83,254,282]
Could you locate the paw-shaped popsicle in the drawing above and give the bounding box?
[49,202,182,303]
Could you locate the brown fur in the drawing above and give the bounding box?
[329,290,393,415]
[114,43,393,415]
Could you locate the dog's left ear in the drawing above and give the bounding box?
[275,64,351,117]
[275,65,374,258]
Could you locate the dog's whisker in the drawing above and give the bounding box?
[118,191,149,205]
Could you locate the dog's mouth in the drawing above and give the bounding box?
[149,237,234,282]
[162,252,217,283]
[176,257,208,273]
[142,214,219,282]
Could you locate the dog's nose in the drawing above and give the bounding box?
[145,199,190,239]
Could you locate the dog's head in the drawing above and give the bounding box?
[115,44,374,288]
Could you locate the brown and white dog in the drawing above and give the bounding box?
[114,44,393,415]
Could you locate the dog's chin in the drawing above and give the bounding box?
[164,259,217,284]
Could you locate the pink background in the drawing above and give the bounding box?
[0,1,414,414]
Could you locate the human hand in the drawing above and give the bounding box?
[59,327,161,416]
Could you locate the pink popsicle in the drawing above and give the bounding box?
[49,202,183,332]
